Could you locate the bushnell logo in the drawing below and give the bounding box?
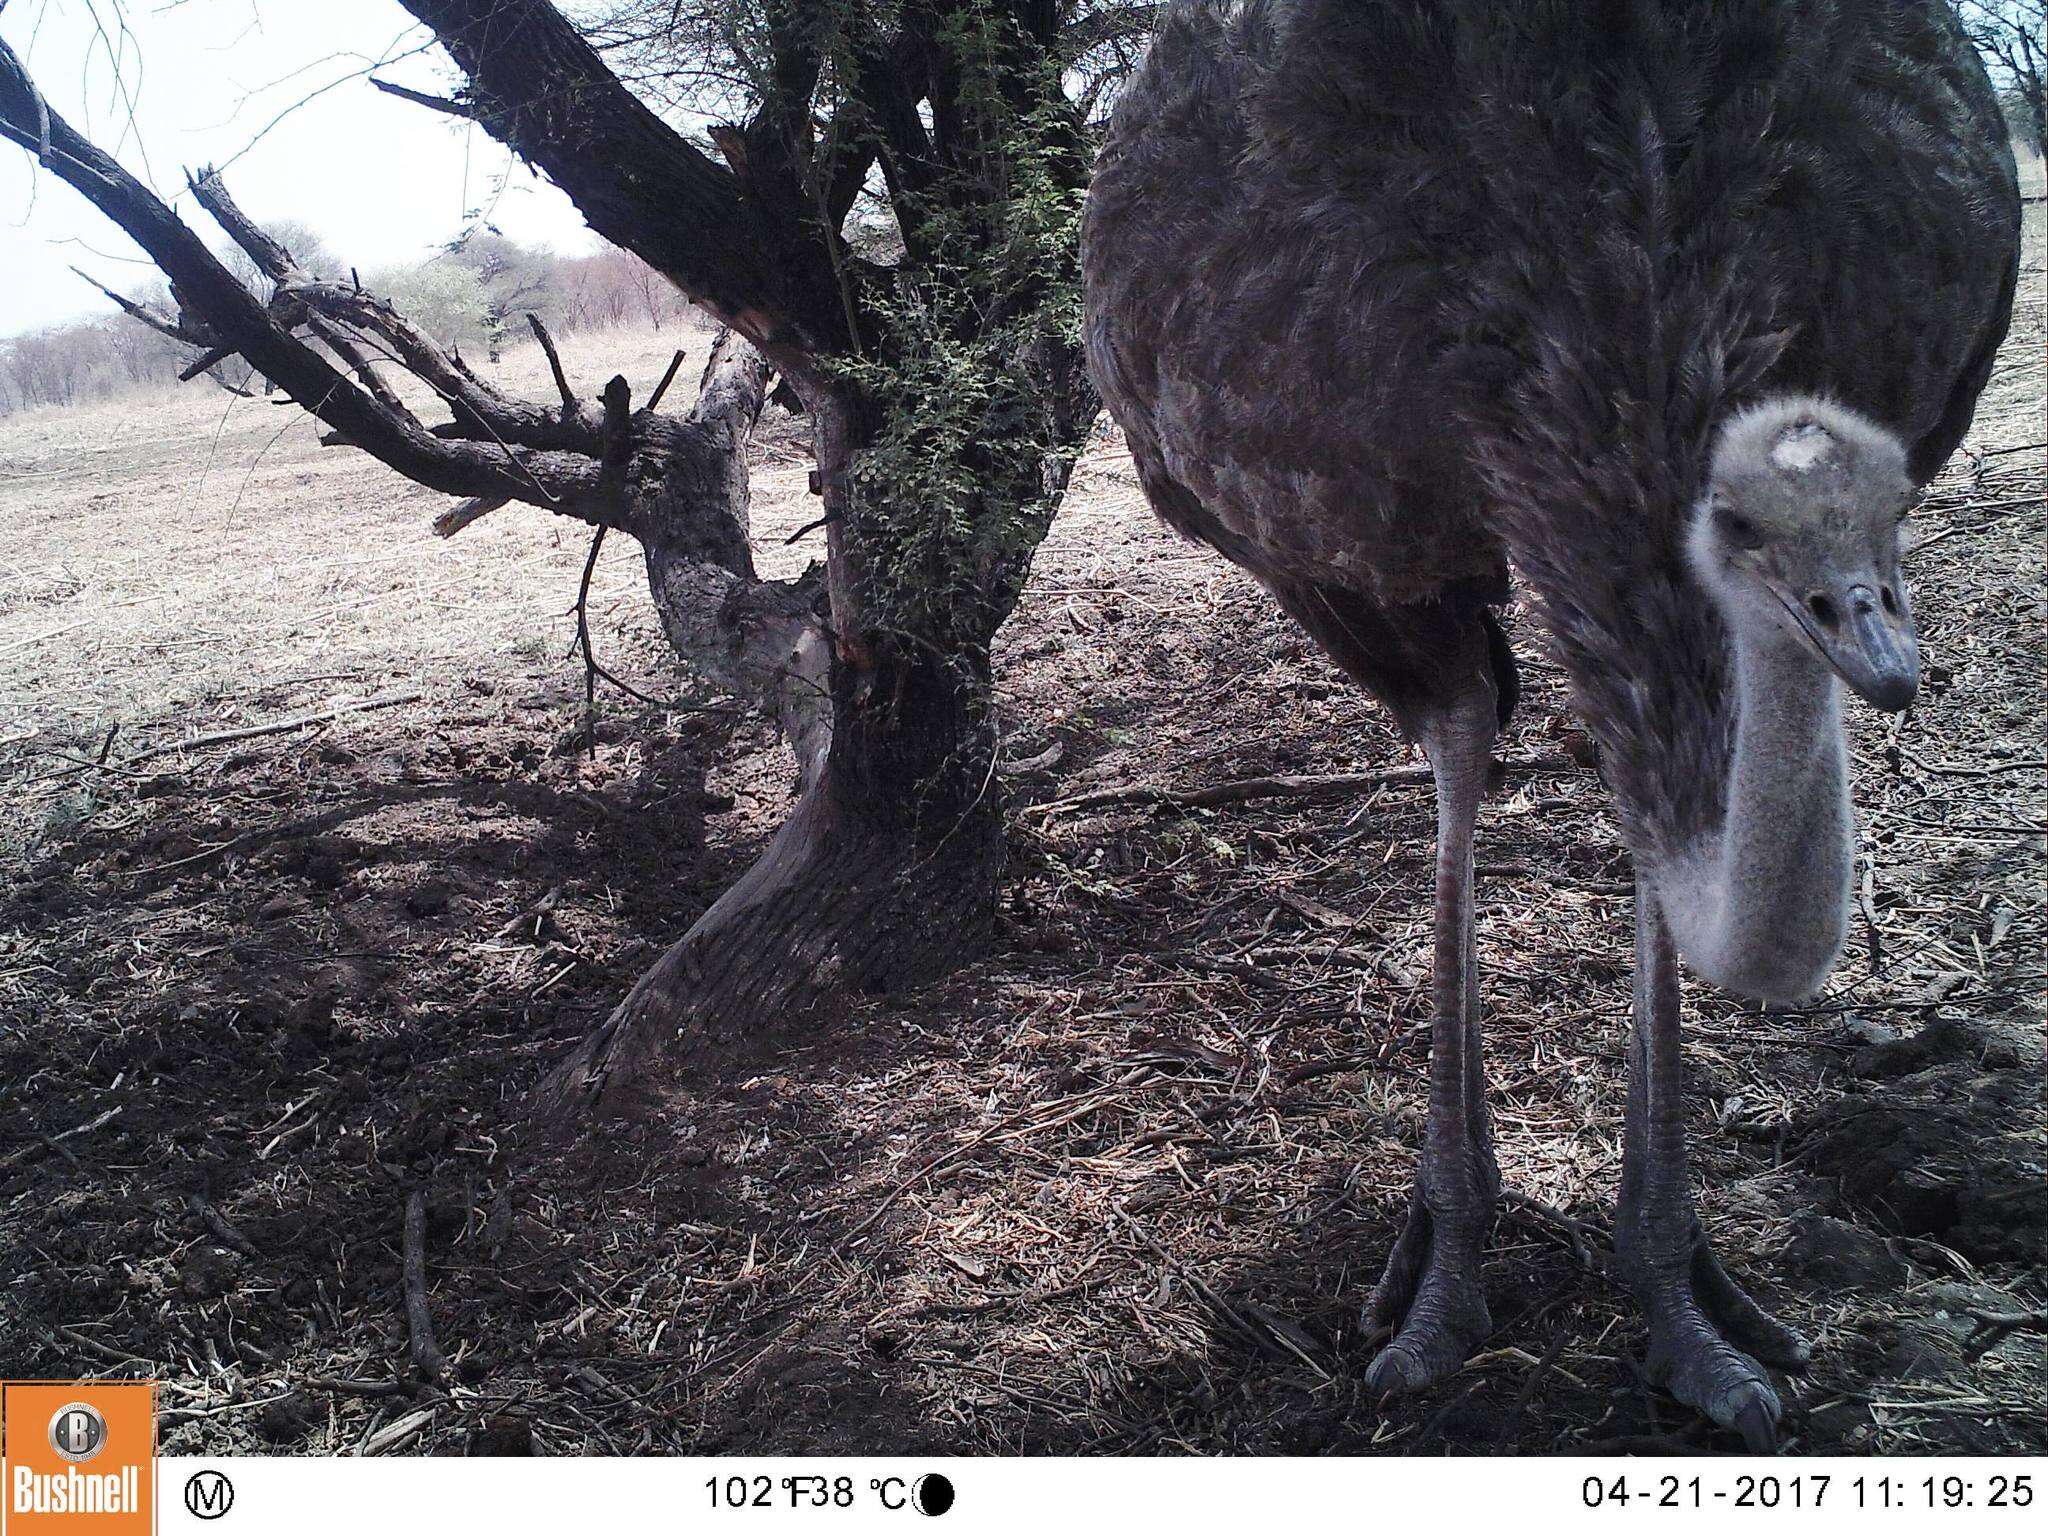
[1,1383,154,1535]
[44,1409,105,1467]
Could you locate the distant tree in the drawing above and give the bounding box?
[0,312,193,415]
[1959,0,2046,151]
[566,246,640,331]
[445,230,561,360]
[222,217,343,298]
[628,251,673,330]
[370,258,492,351]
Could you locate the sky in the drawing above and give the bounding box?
[0,0,601,337]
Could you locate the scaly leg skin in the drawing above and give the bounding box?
[1615,895,1812,1451]
[1364,691,1500,1394]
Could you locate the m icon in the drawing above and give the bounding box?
[47,1402,107,1463]
[184,1470,234,1521]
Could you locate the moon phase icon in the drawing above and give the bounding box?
[911,1473,955,1517]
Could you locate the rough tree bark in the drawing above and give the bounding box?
[1,0,1097,1125]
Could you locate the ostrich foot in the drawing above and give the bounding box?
[1628,1232,1811,1452]
[1362,1192,1493,1394]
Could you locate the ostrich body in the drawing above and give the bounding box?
[1080,0,2019,1445]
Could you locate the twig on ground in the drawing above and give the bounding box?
[303,1375,409,1399]
[1507,1327,1574,1422]
[361,1406,436,1456]
[402,1189,450,1387]
[53,1325,159,1369]
[1029,755,1568,818]
[1502,1189,1609,1272]
[119,691,423,767]
[188,1195,262,1260]
[1,1105,123,1169]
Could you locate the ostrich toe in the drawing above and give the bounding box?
[1361,1193,1492,1395]
[1630,1235,1811,1451]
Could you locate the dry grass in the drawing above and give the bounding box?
[0,174,2041,1457]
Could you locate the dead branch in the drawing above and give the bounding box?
[70,265,255,396]
[7,46,837,823]
[186,166,303,286]
[645,349,687,412]
[69,265,208,346]
[302,1375,408,1400]
[529,312,579,414]
[391,0,839,367]
[569,525,655,712]
[370,77,475,119]
[0,1106,122,1170]
[304,314,407,418]
[433,496,511,538]
[176,345,237,382]
[189,167,598,457]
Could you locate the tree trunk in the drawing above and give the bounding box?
[532,367,1024,1123]
[530,644,1002,1120]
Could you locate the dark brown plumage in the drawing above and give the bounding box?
[1081,0,2018,1444]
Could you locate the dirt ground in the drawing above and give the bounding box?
[3,178,2043,1455]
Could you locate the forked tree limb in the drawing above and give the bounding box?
[5,39,835,766]
[189,166,599,456]
[0,49,617,516]
[68,264,255,396]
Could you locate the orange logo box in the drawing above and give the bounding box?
[0,1383,154,1536]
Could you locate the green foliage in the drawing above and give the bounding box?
[368,260,493,352]
[824,5,1096,648]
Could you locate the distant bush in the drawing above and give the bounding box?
[0,314,192,416]
[369,260,493,353]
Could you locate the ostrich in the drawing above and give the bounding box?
[1080,0,2019,1446]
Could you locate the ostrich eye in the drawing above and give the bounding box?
[1716,505,1766,550]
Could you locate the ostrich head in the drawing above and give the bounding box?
[1687,396,1920,711]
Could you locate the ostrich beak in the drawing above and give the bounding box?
[1776,577,1920,712]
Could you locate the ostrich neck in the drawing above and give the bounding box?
[1650,618,1855,1002]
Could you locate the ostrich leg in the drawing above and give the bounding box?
[1616,896,1811,1450]
[1363,685,1501,1393]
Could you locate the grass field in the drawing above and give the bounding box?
[1,178,2042,1455]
